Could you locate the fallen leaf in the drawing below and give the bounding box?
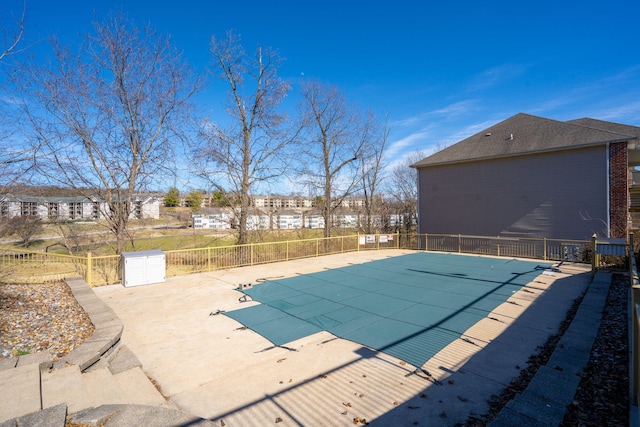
[275,417,283,423]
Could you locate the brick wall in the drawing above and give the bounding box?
[609,142,628,238]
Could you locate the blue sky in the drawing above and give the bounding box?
[8,0,640,190]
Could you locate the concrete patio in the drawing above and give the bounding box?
[91,249,594,426]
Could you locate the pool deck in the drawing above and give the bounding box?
[92,249,595,426]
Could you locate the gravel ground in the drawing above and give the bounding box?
[0,275,631,426]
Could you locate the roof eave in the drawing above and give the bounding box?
[412,136,637,169]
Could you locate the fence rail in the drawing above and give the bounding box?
[0,233,593,287]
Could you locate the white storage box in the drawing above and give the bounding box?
[122,250,166,287]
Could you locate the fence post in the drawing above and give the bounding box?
[86,252,92,286]
[396,233,399,250]
[377,234,380,250]
[286,241,290,262]
[497,235,500,257]
[207,247,212,272]
[341,236,344,253]
[251,243,254,266]
[458,234,461,253]
[425,233,428,251]
[543,238,547,260]
[591,234,597,277]
[316,239,319,257]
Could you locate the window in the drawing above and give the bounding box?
[69,202,83,219]
[21,202,38,216]
[134,201,143,219]
[48,203,59,218]
[92,202,100,219]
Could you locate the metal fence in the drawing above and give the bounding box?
[0,233,592,287]
[397,234,591,262]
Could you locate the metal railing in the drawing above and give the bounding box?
[629,233,640,418]
[0,233,592,287]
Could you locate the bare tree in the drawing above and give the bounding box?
[386,150,424,234]
[194,31,293,245]
[0,0,29,193]
[358,115,389,234]
[0,0,24,62]
[0,215,42,247]
[16,12,197,254]
[298,80,378,238]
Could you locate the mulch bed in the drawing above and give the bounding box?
[560,273,629,426]
[0,282,94,360]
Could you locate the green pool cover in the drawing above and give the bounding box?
[225,252,552,368]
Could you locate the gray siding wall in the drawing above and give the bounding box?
[417,146,608,240]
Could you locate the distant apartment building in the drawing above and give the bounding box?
[276,210,302,229]
[250,195,314,209]
[169,192,382,211]
[192,207,410,232]
[0,194,160,221]
[246,211,272,230]
[303,211,325,229]
[192,209,233,229]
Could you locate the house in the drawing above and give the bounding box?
[411,113,640,240]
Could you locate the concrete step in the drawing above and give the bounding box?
[0,403,67,427]
[41,364,91,414]
[0,363,41,422]
[108,344,142,374]
[113,366,168,407]
[42,363,168,415]
[82,367,130,407]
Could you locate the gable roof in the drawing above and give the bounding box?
[412,113,640,168]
